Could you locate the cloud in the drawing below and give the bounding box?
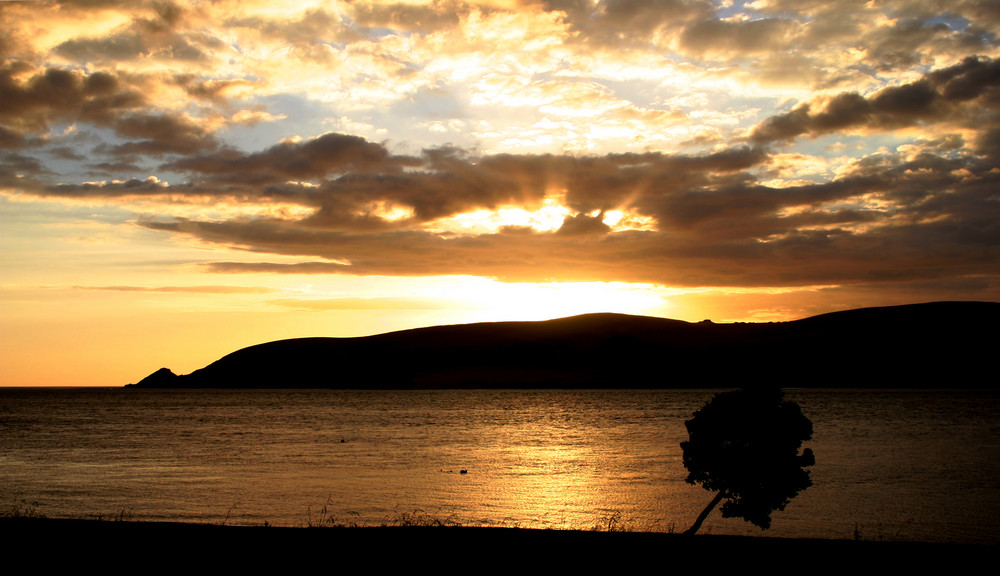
[679,17,802,57]
[0,64,145,135]
[162,132,394,182]
[127,135,999,288]
[557,212,612,235]
[542,0,711,48]
[750,56,1000,144]
[0,61,221,163]
[172,75,259,103]
[1,152,50,175]
[228,5,358,45]
[41,176,170,198]
[13,49,995,290]
[0,126,28,149]
[109,112,217,155]
[347,1,464,33]
[4,2,1000,296]
[205,261,351,274]
[54,1,214,64]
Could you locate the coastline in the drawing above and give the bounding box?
[5,517,992,568]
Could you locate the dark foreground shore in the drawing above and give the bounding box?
[4,517,993,570]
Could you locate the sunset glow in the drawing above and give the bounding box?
[2,1,999,386]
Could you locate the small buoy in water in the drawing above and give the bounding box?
[460,469,468,474]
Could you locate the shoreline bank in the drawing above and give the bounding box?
[4,516,992,568]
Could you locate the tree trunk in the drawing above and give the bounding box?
[684,491,725,536]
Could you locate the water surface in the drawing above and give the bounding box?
[1,388,997,543]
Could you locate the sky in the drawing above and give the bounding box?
[2,0,999,386]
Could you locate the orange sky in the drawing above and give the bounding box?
[2,1,999,386]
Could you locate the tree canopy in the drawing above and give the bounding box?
[681,387,815,535]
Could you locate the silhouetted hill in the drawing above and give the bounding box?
[127,301,999,389]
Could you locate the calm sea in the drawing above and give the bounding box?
[1,388,997,544]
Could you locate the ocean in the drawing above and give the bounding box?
[2,388,997,543]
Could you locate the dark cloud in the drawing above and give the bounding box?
[0,63,214,160]
[141,174,994,286]
[120,134,999,288]
[871,80,941,117]
[162,132,394,183]
[151,138,558,226]
[540,0,999,82]
[749,106,812,143]
[751,56,1000,144]
[13,131,993,288]
[535,0,711,48]
[5,4,997,295]
[662,2,990,87]
[172,74,253,103]
[44,176,171,197]
[557,212,612,235]
[47,146,87,161]
[54,1,213,64]
[0,125,26,149]
[930,54,1000,99]
[1,152,49,175]
[0,64,145,134]
[0,23,15,61]
[554,147,768,216]
[679,17,800,56]
[17,66,993,290]
[85,160,148,175]
[591,0,709,35]
[206,261,351,274]
[862,19,952,71]
[144,138,769,231]
[109,112,217,156]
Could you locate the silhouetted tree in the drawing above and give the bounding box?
[681,387,814,535]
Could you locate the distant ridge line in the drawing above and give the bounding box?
[128,301,999,390]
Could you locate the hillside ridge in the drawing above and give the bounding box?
[128,301,999,389]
